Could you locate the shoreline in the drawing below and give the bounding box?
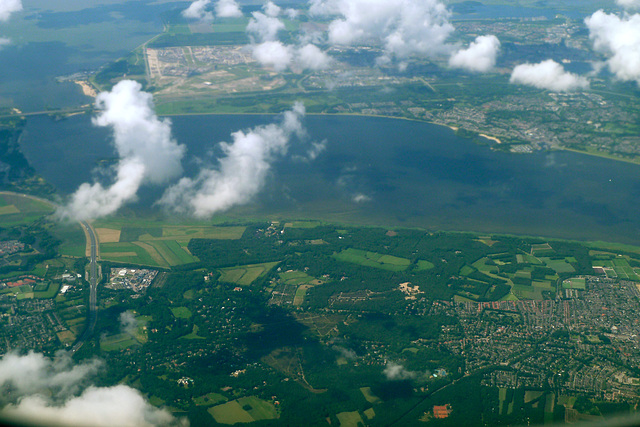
[479,133,502,144]
[74,80,97,98]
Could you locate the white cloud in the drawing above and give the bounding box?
[182,0,213,21]
[251,41,332,72]
[585,10,640,85]
[0,351,100,397]
[309,0,455,62]
[159,103,306,218]
[449,35,501,73]
[252,40,293,71]
[0,352,183,427]
[383,362,416,380]
[215,0,242,18]
[510,60,589,92]
[263,1,281,17]
[352,193,371,203]
[0,0,21,22]
[306,140,327,160]
[616,0,640,10]
[3,385,183,427]
[296,43,332,70]
[0,37,10,48]
[246,2,332,72]
[59,80,185,220]
[120,311,138,335]
[247,10,285,42]
[285,8,299,19]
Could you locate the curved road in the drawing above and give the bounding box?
[72,220,98,353]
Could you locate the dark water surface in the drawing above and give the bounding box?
[19,113,640,244]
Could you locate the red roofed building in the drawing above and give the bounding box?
[433,404,452,419]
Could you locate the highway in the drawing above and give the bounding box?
[71,220,98,353]
[0,192,99,353]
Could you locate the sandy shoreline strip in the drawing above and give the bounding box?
[74,80,97,97]
[479,133,502,144]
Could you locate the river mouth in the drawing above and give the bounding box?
[19,113,640,244]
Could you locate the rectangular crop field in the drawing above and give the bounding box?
[279,270,317,285]
[334,248,410,271]
[336,411,364,427]
[540,258,575,273]
[563,278,586,290]
[161,226,245,240]
[472,258,498,274]
[512,285,543,300]
[100,333,140,351]
[0,194,54,226]
[98,224,246,267]
[146,240,198,266]
[219,262,279,285]
[194,393,228,406]
[170,307,193,319]
[293,285,311,306]
[209,400,255,424]
[284,220,321,228]
[100,242,162,267]
[33,282,60,299]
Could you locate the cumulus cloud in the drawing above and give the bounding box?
[616,0,640,10]
[585,10,640,85]
[309,0,454,62]
[182,0,213,21]
[251,41,332,72]
[449,35,501,72]
[159,103,306,217]
[252,40,293,71]
[246,9,285,42]
[352,193,371,203]
[3,385,182,427]
[0,0,21,22]
[383,362,417,380]
[509,60,589,92]
[296,43,332,69]
[0,352,182,427]
[246,1,332,72]
[215,0,242,18]
[285,8,299,19]
[263,1,281,17]
[0,351,100,398]
[59,80,185,220]
[120,311,138,335]
[306,140,327,160]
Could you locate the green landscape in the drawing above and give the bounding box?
[1,0,640,426]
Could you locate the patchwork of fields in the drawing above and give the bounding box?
[208,396,278,424]
[459,244,581,301]
[94,222,246,268]
[0,193,54,227]
[592,257,640,281]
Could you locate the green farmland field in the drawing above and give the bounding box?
[219,262,279,286]
[96,222,246,267]
[0,193,54,227]
[334,248,410,271]
[170,307,193,319]
[208,396,277,424]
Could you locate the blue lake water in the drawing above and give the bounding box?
[19,113,640,244]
